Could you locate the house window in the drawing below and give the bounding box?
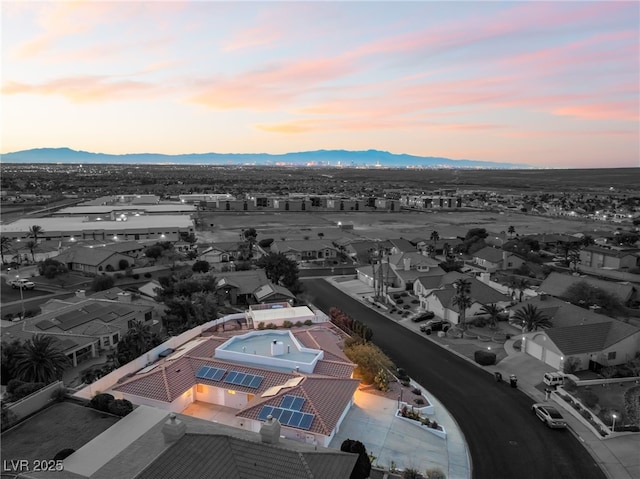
[196,384,204,393]
[145,311,152,321]
[607,351,616,360]
[103,336,111,347]
[112,333,119,344]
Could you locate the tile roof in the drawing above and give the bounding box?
[583,245,639,257]
[312,359,355,378]
[55,246,130,266]
[545,321,640,355]
[473,246,507,263]
[539,272,635,302]
[215,270,270,295]
[509,296,614,328]
[239,377,360,436]
[134,433,357,479]
[293,328,349,362]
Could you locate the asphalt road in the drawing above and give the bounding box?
[303,278,606,479]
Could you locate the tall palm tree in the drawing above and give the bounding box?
[508,226,516,238]
[29,225,44,245]
[430,231,440,250]
[516,278,530,302]
[26,240,37,263]
[127,320,154,356]
[480,303,502,329]
[442,242,451,259]
[452,279,473,331]
[512,304,552,332]
[0,236,12,264]
[13,335,71,384]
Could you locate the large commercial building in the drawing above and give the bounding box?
[1,215,195,242]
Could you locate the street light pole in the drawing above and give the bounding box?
[612,414,617,432]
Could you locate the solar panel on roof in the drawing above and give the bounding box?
[248,375,263,388]
[281,396,294,409]
[257,405,315,431]
[298,413,314,430]
[224,371,263,389]
[196,366,227,382]
[258,406,273,421]
[196,366,211,379]
[281,395,305,411]
[289,411,304,427]
[279,409,293,424]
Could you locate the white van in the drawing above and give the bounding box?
[543,372,564,387]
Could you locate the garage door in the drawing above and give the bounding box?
[544,350,562,370]
[526,340,543,360]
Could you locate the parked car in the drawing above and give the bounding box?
[9,278,35,290]
[531,403,567,429]
[411,311,435,322]
[420,318,450,335]
[543,372,564,387]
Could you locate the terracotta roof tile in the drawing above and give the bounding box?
[239,377,359,436]
[312,359,355,378]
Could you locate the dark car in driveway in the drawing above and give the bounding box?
[411,311,435,322]
[420,318,451,334]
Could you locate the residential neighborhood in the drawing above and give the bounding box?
[1,168,639,479]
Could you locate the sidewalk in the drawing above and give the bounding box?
[327,277,640,479]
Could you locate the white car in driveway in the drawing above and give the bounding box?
[9,278,35,290]
[532,403,567,429]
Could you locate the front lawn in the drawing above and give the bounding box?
[571,382,640,429]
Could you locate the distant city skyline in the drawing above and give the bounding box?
[1,1,638,169]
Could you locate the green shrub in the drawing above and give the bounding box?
[266,323,277,330]
[108,399,133,417]
[304,319,313,326]
[132,274,140,279]
[282,320,293,328]
[12,382,46,401]
[624,386,640,426]
[257,322,265,330]
[473,350,496,366]
[295,321,303,327]
[144,272,152,278]
[89,393,115,412]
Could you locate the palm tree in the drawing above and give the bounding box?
[127,320,154,356]
[568,251,581,272]
[29,225,44,245]
[26,240,37,263]
[508,226,515,238]
[480,303,502,329]
[512,304,552,332]
[516,278,530,302]
[0,236,12,264]
[13,335,71,384]
[442,242,451,259]
[452,279,473,331]
[430,231,440,250]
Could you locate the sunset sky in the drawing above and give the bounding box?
[1,1,639,168]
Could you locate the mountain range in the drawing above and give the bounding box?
[0,147,531,169]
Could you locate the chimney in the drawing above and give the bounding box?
[117,292,132,303]
[75,290,86,298]
[162,413,186,443]
[271,340,285,356]
[403,257,411,271]
[260,415,281,444]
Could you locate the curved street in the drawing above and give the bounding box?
[303,278,606,479]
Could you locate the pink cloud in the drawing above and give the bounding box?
[552,102,639,121]
[188,55,358,110]
[2,76,161,103]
